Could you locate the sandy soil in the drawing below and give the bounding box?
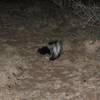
[0,1,100,100]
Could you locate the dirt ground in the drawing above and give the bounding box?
[0,1,100,100]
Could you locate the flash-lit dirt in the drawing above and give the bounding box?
[0,1,100,100]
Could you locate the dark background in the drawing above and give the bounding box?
[0,0,99,5]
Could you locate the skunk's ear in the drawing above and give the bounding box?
[37,46,50,55]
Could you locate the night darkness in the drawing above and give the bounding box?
[0,0,100,100]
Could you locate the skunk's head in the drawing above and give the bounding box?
[48,40,63,60]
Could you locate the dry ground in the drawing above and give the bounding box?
[0,1,100,100]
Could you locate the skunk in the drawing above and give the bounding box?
[38,40,63,60]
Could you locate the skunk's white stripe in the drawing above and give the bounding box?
[48,40,63,60]
[52,42,61,56]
